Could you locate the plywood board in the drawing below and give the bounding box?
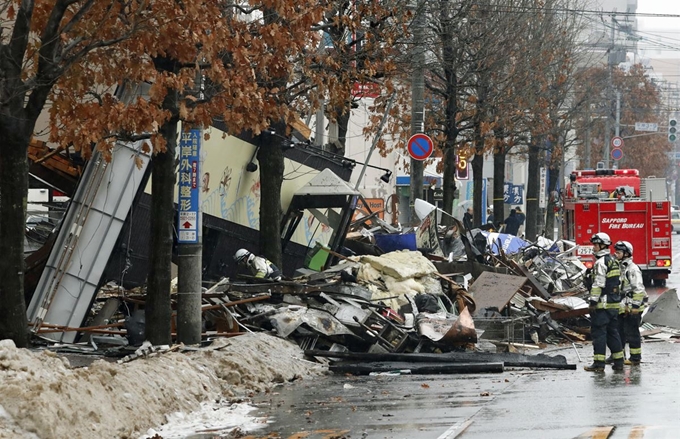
[468,272,529,315]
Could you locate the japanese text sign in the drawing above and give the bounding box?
[177,129,201,243]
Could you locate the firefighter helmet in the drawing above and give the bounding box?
[234,248,251,265]
[614,241,633,256]
[590,232,611,246]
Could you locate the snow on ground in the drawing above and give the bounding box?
[0,333,326,439]
[140,401,265,439]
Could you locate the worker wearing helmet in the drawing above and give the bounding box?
[584,232,625,372]
[614,240,647,366]
[233,249,282,281]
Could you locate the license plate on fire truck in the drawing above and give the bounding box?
[577,246,594,256]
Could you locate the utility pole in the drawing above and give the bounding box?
[409,0,425,224]
[315,102,325,148]
[584,97,591,169]
[176,128,203,345]
[603,15,616,168]
[615,91,621,138]
[177,72,204,345]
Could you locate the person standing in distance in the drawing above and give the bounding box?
[584,232,625,372]
[614,240,647,366]
[233,249,282,281]
[463,207,474,230]
[515,207,526,238]
[503,209,520,236]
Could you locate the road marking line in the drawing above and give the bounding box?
[628,426,645,439]
[673,251,680,265]
[572,426,615,439]
[437,419,473,439]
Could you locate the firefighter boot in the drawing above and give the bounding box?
[584,362,605,372]
[604,356,614,364]
[612,360,624,371]
[626,357,641,366]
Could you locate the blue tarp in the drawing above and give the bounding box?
[479,231,531,255]
[374,233,417,253]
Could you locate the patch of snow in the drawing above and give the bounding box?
[139,401,266,439]
[0,333,325,438]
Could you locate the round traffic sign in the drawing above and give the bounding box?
[407,133,434,161]
[611,147,623,161]
[611,136,623,148]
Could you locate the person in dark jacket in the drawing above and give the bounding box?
[487,207,495,226]
[515,207,526,237]
[463,207,473,230]
[503,209,520,235]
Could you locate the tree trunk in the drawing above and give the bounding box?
[493,148,507,227]
[0,131,30,347]
[145,103,177,345]
[472,152,484,227]
[441,147,457,226]
[329,103,350,156]
[544,164,560,240]
[525,142,540,241]
[256,121,286,269]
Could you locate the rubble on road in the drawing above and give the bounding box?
[33,238,595,374]
[33,198,680,376]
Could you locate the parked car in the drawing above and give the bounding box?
[672,210,680,234]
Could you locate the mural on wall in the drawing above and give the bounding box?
[165,126,333,248]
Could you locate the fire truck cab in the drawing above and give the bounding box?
[563,168,672,287]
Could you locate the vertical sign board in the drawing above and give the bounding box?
[178,129,201,243]
[481,178,487,224]
[455,154,470,180]
[539,167,547,208]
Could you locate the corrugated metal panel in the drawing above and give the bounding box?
[27,141,152,342]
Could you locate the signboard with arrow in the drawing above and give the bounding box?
[177,129,201,243]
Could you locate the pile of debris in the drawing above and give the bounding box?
[35,245,596,373]
[31,192,680,375]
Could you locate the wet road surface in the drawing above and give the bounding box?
[247,337,680,439]
[242,237,680,439]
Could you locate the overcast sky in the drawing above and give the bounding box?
[635,0,680,61]
[637,0,680,31]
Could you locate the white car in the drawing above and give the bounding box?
[672,210,680,234]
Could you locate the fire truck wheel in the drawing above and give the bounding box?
[652,279,666,287]
[643,277,652,287]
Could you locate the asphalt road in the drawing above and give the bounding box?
[241,238,680,439]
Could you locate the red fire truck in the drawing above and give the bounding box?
[562,168,672,287]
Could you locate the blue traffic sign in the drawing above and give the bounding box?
[407,133,434,161]
[611,147,623,161]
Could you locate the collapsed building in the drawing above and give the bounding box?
[22,114,680,375]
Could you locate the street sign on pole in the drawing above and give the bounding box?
[634,122,658,132]
[539,167,547,209]
[177,128,201,244]
[611,147,623,161]
[407,133,434,161]
[611,136,623,148]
